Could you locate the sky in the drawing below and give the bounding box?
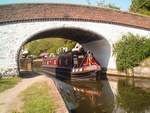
[0,0,131,11]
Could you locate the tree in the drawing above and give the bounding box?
[26,39,52,57]
[113,33,150,75]
[130,0,150,16]
[26,38,76,57]
[107,4,120,10]
[64,40,76,51]
[86,0,120,10]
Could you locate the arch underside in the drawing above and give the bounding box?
[26,28,103,44]
[18,27,110,72]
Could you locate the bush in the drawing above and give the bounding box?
[113,33,150,74]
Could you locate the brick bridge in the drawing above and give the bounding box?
[0,4,150,76]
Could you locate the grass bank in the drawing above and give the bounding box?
[17,81,55,113]
[0,77,21,92]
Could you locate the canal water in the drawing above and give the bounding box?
[52,75,150,113]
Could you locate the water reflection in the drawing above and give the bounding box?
[52,76,150,113]
[70,80,114,113]
[116,79,150,113]
[53,78,114,113]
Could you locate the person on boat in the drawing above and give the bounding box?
[72,43,82,52]
[72,43,83,68]
[86,50,94,66]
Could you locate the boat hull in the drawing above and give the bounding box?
[42,65,100,80]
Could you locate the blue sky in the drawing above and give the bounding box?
[0,0,131,11]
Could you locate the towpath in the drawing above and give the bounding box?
[0,72,68,113]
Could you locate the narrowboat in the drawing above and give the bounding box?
[42,43,101,79]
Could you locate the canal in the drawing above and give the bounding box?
[52,75,150,113]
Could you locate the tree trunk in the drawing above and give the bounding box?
[131,68,135,87]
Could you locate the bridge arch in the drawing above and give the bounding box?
[17,27,111,73]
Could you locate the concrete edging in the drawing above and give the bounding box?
[107,68,150,79]
[47,76,69,113]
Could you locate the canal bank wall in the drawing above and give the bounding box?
[106,67,150,79]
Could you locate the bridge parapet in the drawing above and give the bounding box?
[0,4,150,30]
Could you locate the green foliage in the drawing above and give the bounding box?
[47,38,66,54]
[113,33,150,72]
[93,0,120,10]
[86,0,120,10]
[64,40,76,51]
[26,38,76,57]
[130,0,150,15]
[107,4,120,10]
[117,79,150,113]
[26,39,52,56]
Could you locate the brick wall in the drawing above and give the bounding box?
[0,4,150,29]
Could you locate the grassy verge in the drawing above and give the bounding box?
[0,77,21,92]
[17,81,55,113]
